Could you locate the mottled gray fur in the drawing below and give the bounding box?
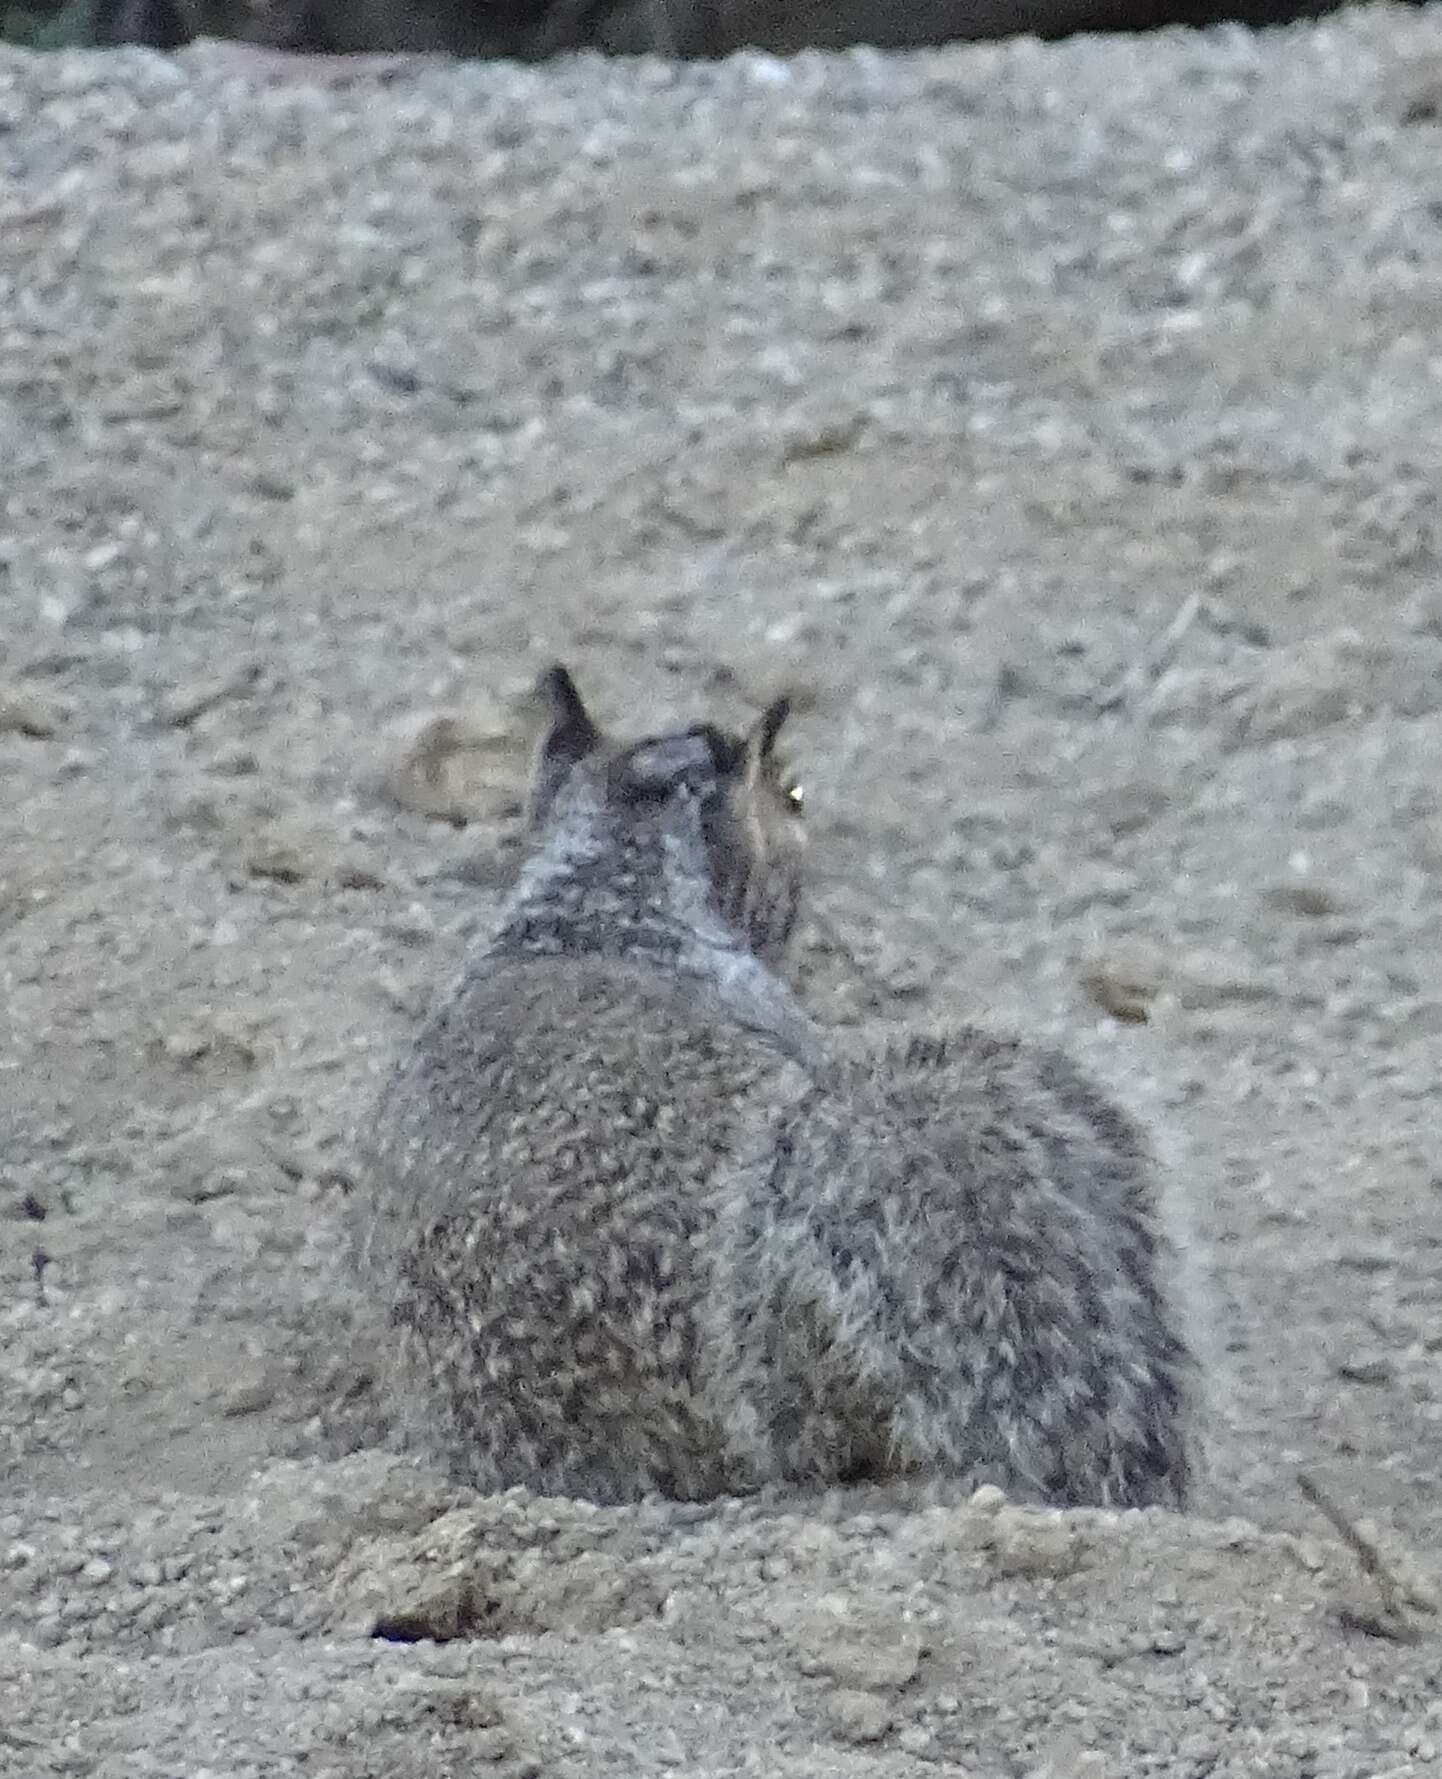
[355,667,1196,1508]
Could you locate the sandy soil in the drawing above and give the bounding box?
[3,9,1442,1772]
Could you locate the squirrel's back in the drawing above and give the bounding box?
[361,953,816,1500]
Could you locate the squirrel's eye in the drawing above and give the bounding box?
[784,781,805,814]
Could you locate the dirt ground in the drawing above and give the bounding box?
[4,8,1442,1773]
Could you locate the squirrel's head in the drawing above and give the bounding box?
[520,664,806,966]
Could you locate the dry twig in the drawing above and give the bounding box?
[1093,590,1204,718]
[1297,1470,1433,1644]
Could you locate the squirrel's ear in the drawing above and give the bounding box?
[745,694,792,769]
[529,665,604,816]
[537,665,602,755]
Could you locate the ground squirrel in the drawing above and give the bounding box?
[355,666,1196,1508]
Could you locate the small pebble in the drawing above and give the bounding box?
[824,1688,893,1745]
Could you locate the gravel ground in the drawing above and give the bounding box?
[4,8,1442,1772]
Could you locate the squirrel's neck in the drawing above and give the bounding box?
[485,789,816,1054]
[489,787,745,970]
